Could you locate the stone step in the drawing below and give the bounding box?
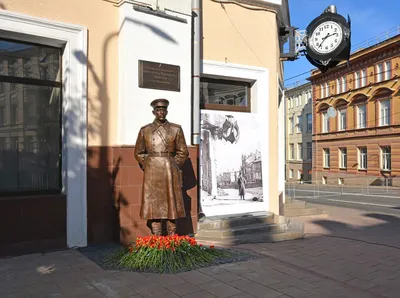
[198,211,275,230]
[284,200,306,209]
[284,207,325,217]
[197,223,287,239]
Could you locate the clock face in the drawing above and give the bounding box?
[309,21,343,54]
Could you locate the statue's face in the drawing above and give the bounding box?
[153,107,168,122]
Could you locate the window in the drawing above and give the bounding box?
[297,143,303,160]
[336,78,341,94]
[339,148,347,169]
[307,91,312,104]
[200,78,250,112]
[379,100,390,126]
[354,71,360,89]
[320,84,324,98]
[376,63,383,82]
[358,147,367,170]
[322,112,330,133]
[306,142,312,160]
[0,39,62,193]
[297,170,301,179]
[381,146,391,171]
[296,115,302,133]
[289,117,294,134]
[322,176,327,184]
[0,105,5,125]
[290,97,293,108]
[338,178,344,185]
[384,61,391,80]
[325,83,330,97]
[341,76,346,92]
[295,95,299,107]
[289,143,295,160]
[357,104,366,128]
[361,69,367,87]
[338,109,346,131]
[307,113,312,132]
[323,148,330,168]
[289,169,293,178]
[288,97,292,109]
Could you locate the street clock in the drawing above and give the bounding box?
[280,5,351,73]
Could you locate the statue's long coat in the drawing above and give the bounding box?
[134,120,189,220]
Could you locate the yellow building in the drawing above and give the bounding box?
[310,33,400,186]
[0,0,290,255]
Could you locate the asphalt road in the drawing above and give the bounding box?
[285,183,400,216]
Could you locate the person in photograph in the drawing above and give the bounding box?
[238,172,247,200]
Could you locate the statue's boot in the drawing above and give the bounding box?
[151,221,162,236]
[167,220,177,236]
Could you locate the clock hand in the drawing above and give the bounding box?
[319,33,338,48]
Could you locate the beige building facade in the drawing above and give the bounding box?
[0,0,290,255]
[285,83,313,182]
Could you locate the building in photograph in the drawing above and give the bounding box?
[285,82,313,183]
[0,0,290,256]
[310,33,400,186]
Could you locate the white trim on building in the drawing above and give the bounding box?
[0,10,88,248]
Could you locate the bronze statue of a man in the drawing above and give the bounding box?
[134,99,189,236]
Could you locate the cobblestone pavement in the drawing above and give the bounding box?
[1,205,400,297]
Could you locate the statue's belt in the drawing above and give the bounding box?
[148,152,174,157]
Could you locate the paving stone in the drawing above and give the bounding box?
[278,286,315,298]
[241,271,281,286]
[346,277,378,290]
[197,266,226,276]
[228,278,283,298]
[213,271,243,283]
[166,282,202,296]
[182,290,216,298]
[177,270,215,285]
[132,281,179,297]
[198,280,242,298]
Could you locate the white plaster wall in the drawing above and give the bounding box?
[118,3,192,144]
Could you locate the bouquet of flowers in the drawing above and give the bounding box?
[109,235,230,273]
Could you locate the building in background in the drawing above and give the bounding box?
[285,82,313,183]
[310,34,400,186]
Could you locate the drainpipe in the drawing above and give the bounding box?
[191,0,201,145]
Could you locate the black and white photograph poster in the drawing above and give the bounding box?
[200,110,268,217]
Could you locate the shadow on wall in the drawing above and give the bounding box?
[73,16,189,246]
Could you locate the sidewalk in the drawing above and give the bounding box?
[1,206,400,297]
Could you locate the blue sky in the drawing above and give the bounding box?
[284,0,400,88]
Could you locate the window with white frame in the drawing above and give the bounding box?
[307,113,312,132]
[361,69,367,87]
[297,170,301,179]
[289,143,295,160]
[381,146,391,171]
[379,100,390,126]
[354,71,360,89]
[307,91,312,104]
[322,176,327,184]
[306,142,312,160]
[299,93,303,106]
[357,104,366,128]
[325,82,330,97]
[338,109,346,131]
[295,95,299,107]
[358,147,367,170]
[376,63,383,82]
[296,115,302,133]
[384,61,391,80]
[289,117,294,134]
[341,76,346,92]
[323,148,330,168]
[297,143,303,160]
[320,84,324,98]
[339,148,347,168]
[322,112,330,133]
[336,78,341,93]
[288,97,291,109]
[289,169,293,178]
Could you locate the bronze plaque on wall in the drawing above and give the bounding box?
[138,60,180,92]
